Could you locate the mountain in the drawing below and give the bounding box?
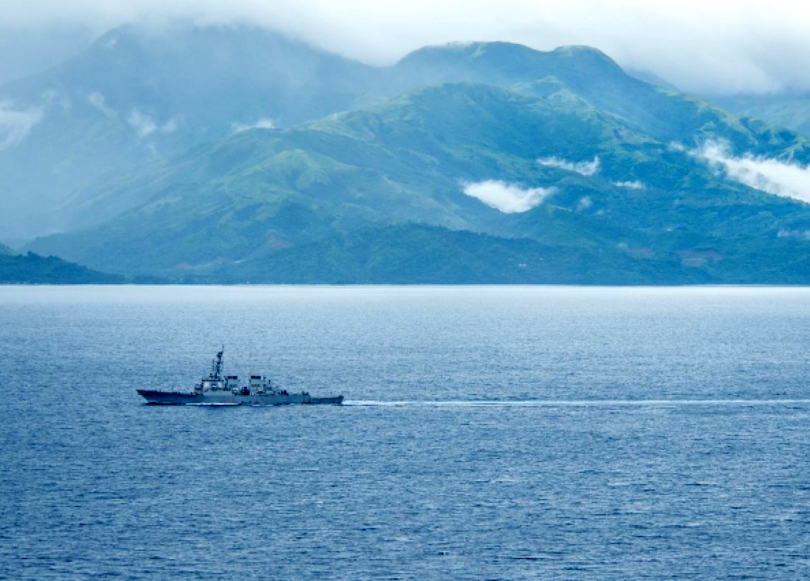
[0,251,123,283]
[202,223,711,285]
[391,42,809,156]
[209,223,810,285]
[715,91,810,139]
[624,68,680,92]
[26,81,810,282]
[56,80,641,237]
[0,24,382,239]
[11,27,810,284]
[7,26,806,241]
[0,236,125,283]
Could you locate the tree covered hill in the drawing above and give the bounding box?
[0,250,123,283]
[26,81,810,283]
[6,25,806,240]
[8,25,810,284]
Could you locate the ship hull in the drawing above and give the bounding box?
[137,390,343,406]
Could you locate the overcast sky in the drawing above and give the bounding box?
[1,0,808,95]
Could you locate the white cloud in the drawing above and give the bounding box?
[126,110,177,138]
[695,140,810,204]
[538,155,600,176]
[576,196,592,211]
[0,102,43,150]
[462,180,555,213]
[613,180,645,190]
[777,229,810,241]
[232,118,275,133]
[3,1,810,95]
[127,109,157,138]
[161,117,179,134]
[41,89,71,112]
[88,91,115,116]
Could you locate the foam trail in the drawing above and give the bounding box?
[344,399,810,407]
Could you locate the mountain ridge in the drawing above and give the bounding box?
[24,81,810,283]
[0,251,123,283]
[0,23,706,239]
[6,24,810,284]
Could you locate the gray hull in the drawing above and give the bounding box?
[137,390,343,406]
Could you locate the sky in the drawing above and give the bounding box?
[0,0,809,95]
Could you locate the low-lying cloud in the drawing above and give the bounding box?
[88,91,115,116]
[0,101,43,150]
[128,109,157,138]
[232,118,275,133]
[3,2,810,95]
[538,155,600,176]
[613,180,645,190]
[777,229,810,241]
[696,141,810,204]
[463,180,555,213]
[127,109,178,139]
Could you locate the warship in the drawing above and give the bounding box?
[137,348,344,406]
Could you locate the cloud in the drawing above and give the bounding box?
[1,2,809,95]
[40,89,72,112]
[0,102,43,150]
[576,196,593,211]
[538,155,600,176]
[88,91,115,116]
[777,229,810,241]
[695,140,810,204]
[0,24,95,86]
[127,109,157,138]
[232,118,275,133]
[613,180,645,190]
[127,109,178,138]
[462,180,555,213]
[161,117,179,134]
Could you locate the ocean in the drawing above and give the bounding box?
[2,285,809,579]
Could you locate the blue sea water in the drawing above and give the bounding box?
[1,285,810,580]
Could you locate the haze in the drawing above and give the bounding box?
[1,0,808,95]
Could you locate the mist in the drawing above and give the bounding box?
[0,25,95,85]
[232,118,276,134]
[463,180,556,213]
[1,0,809,95]
[538,156,600,176]
[0,102,43,150]
[613,180,645,190]
[697,141,810,205]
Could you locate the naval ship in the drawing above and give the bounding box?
[137,348,344,406]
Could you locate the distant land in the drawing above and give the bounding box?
[716,92,810,141]
[0,243,122,283]
[2,24,810,284]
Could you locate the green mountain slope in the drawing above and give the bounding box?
[7,26,807,243]
[24,82,657,272]
[26,82,810,283]
[225,223,810,285]
[716,92,810,139]
[392,42,810,158]
[0,24,382,239]
[0,252,123,283]
[206,223,711,285]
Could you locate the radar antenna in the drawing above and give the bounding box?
[210,346,225,380]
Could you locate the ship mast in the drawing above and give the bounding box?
[210,346,224,380]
